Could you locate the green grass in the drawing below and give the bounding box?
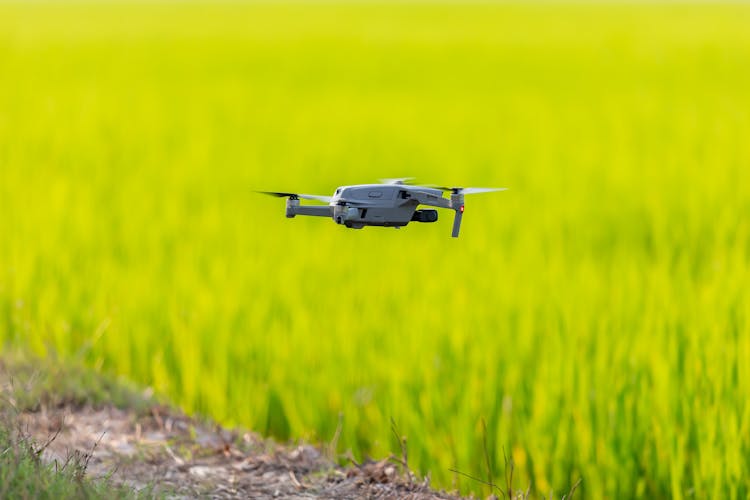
[0,351,158,413]
[0,354,151,499]
[1,2,749,498]
[0,424,131,500]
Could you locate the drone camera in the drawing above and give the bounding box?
[411,209,438,223]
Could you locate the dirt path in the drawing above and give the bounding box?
[20,405,462,499]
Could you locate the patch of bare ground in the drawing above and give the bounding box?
[19,405,462,499]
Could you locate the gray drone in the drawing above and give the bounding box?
[260,178,506,238]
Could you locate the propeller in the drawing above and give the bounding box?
[379,177,416,185]
[257,191,332,203]
[432,186,508,194]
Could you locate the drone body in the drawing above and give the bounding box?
[260,179,506,238]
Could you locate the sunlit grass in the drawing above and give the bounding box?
[1,3,749,498]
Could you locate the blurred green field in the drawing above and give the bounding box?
[1,2,749,498]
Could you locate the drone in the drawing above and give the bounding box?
[260,178,506,238]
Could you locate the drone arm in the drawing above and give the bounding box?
[288,205,333,218]
[410,191,451,209]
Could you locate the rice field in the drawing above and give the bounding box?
[1,2,749,498]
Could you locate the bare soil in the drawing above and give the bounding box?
[19,405,463,499]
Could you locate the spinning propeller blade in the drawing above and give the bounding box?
[462,187,507,194]
[431,186,507,194]
[257,191,332,203]
[379,177,416,185]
